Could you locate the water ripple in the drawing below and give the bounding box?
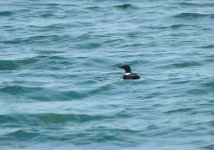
[113,4,136,10]
[0,0,213,149]
[174,12,210,19]
[171,61,202,68]
[0,11,13,16]
[164,108,193,114]
[0,56,48,70]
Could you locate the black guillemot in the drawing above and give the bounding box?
[119,64,140,80]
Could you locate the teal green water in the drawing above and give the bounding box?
[0,0,214,150]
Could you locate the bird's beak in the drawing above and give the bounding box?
[119,66,123,68]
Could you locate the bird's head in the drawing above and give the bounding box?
[119,64,132,73]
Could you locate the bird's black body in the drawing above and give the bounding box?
[123,73,140,80]
[119,64,140,80]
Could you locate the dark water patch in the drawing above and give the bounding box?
[169,80,190,85]
[0,11,13,16]
[209,121,214,126]
[203,144,214,150]
[15,113,107,125]
[210,14,214,19]
[175,2,214,7]
[30,35,70,43]
[38,113,105,124]
[77,42,102,49]
[166,24,197,29]
[204,56,214,63]
[27,55,68,63]
[69,79,117,97]
[81,125,138,135]
[28,24,69,30]
[170,61,202,68]
[146,125,159,130]
[141,91,162,99]
[203,81,214,90]
[126,31,143,38]
[43,55,69,61]
[113,4,136,10]
[0,60,19,70]
[50,132,124,146]
[40,23,71,31]
[60,127,140,145]
[0,114,18,125]
[40,13,56,18]
[0,85,25,94]
[37,10,65,18]
[0,85,44,95]
[16,56,48,65]
[89,132,135,144]
[193,120,214,128]
[91,134,121,143]
[89,84,115,95]
[3,35,71,45]
[110,128,138,134]
[82,56,118,69]
[198,44,214,49]
[174,13,208,19]
[119,43,146,49]
[167,24,185,29]
[46,3,61,7]
[0,113,110,128]
[0,56,50,70]
[27,55,74,71]
[27,89,86,101]
[37,50,64,55]
[187,88,209,95]
[86,6,100,10]
[0,78,110,101]
[164,108,193,114]
[59,91,88,100]
[2,129,38,141]
[1,9,32,17]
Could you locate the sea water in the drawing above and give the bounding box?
[0,0,214,150]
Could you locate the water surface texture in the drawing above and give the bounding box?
[0,0,214,150]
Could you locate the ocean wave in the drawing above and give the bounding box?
[3,35,71,45]
[0,0,213,149]
[113,4,136,10]
[0,60,19,70]
[164,108,193,114]
[203,144,214,150]
[0,83,104,101]
[169,61,202,68]
[37,113,106,124]
[175,2,214,7]
[203,81,214,90]
[0,85,44,94]
[167,24,186,29]
[0,113,108,126]
[204,54,214,63]
[187,88,209,95]
[174,12,209,19]
[0,56,46,70]
[40,13,56,18]
[198,44,214,49]
[4,129,38,141]
[0,11,13,16]
[85,6,100,10]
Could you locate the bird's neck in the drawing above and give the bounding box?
[125,68,131,73]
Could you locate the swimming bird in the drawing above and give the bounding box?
[119,64,140,80]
